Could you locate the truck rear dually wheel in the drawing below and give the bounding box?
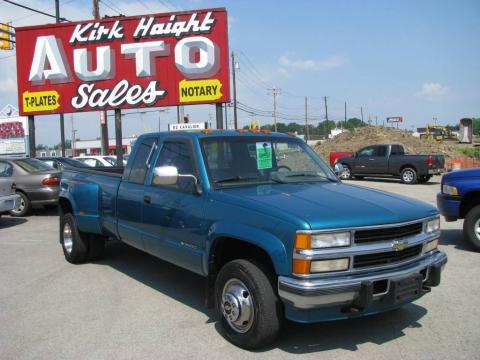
[215,259,282,350]
[60,213,89,263]
[464,205,480,251]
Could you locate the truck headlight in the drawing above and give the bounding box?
[295,232,351,249]
[425,218,440,234]
[423,239,438,253]
[442,184,458,196]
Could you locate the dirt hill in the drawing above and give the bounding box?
[314,126,461,162]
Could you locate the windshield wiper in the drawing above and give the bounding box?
[282,172,337,182]
[214,176,264,184]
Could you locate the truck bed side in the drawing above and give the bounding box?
[59,168,123,237]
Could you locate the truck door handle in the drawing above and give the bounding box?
[144,195,151,204]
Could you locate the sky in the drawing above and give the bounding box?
[0,0,479,146]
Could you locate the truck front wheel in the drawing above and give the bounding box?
[464,205,480,251]
[214,259,282,350]
[339,164,352,180]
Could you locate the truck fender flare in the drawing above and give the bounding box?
[58,193,78,215]
[205,221,289,276]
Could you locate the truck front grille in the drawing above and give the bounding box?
[354,222,423,244]
[353,244,422,268]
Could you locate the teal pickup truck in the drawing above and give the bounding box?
[58,130,447,349]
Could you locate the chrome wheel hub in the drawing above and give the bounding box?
[403,171,414,182]
[63,223,73,254]
[475,219,480,241]
[340,167,350,179]
[221,278,254,333]
[12,197,25,214]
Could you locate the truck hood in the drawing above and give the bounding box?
[212,182,438,230]
[443,168,480,181]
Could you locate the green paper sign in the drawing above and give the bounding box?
[256,142,272,169]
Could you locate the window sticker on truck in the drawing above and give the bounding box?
[256,142,272,169]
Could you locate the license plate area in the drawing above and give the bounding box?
[383,273,423,305]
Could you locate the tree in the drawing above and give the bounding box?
[53,140,72,150]
[473,118,480,135]
[35,144,48,150]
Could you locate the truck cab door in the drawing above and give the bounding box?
[354,146,375,174]
[141,138,206,275]
[117,137,157,250]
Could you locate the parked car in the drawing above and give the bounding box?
[437,167,480,250]
[59,131,446,349]
[74,155,125,167]
[0,178,21,217]
[38,156,90,170]
[0,158,61,216]
[336,144,445,184]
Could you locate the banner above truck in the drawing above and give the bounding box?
[15,8,230,116]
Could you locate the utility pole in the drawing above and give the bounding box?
[231,52,238,129]
[268,87,281,132]
[70,114,77,157]
[375,116,378,126]
[324,96,328,122]
[224,103,228,130]
[114,109,122,165]
[93,0,109,155]
[433,117,437,126]
[344,101,347,128]
[304,96,309,141]
[55,0,66,157]
[324,96,329,137]
[361,106,364,124]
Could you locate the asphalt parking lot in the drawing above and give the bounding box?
[1,177,479,359]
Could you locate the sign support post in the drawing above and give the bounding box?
[114,109,122,165]
[28,115,35,158]
[215,103,223,130]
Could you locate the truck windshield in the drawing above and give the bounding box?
[201,137,337,187]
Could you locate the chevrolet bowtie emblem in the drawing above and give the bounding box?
[392,240,409,251]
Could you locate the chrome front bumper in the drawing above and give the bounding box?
[0,194,21,213]
[278,251,447,310]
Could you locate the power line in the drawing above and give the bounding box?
[2,0,70,22]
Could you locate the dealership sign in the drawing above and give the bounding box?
[15,8,230,116]
[0,117,29,155]
[386,116,403,123]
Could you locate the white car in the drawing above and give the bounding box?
[73,156,125,167]
[0,178,21,217]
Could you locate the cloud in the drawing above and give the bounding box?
[416,83,449,100]
[277,67,291,79]
[279,54,347,71]
[0,78,17,94]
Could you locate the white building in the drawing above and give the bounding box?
[74,136,138,156]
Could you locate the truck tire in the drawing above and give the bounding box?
[464,205,480,251]
[215,259,282,350]
[400,168,417,184]
[340,164,352,180]
[60,213,89,263]
[9,192,31,217]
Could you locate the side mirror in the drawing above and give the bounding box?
[152,166,178,186]
[152,166,201,193]
[334,163,344,175]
